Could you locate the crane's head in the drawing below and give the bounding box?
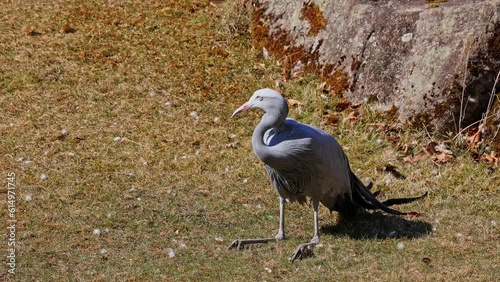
[231,88,288,118]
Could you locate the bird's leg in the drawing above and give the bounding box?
[275,196,286,240]
[290,198,320,262]
[228,196,286,250]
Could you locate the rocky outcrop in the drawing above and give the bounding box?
[251,0,500,130]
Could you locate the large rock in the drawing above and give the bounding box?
[251,0,500,130]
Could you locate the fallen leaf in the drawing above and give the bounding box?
[421,257,432,264]
[27,28,42,36]
[323,112,340,125]
[368,122,386,131]
[433,152,453,164]
[287,99,303,107]
[317,81,328,92]
[413,151,428,162]
[61,23,77,34]
[403,151,428,164]
[403,144,409,154]
[403,156,414,164]
[426,141,439,155]
[389,134,399,143]
[385,104,399,120]
[467,124,483,149]
[224,141,239,149]
[335,98,351,111]
[345,110,358,123]
[482,151,498,167]
[407,212,421,219]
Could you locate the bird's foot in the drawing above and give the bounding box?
[290,236,319,262]
[227,238,276,250]
[290,242,316,262]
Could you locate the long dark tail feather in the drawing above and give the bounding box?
[347,170,427,216]
[380,191,428,207]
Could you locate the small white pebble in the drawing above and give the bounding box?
[262,47,269,60]
[229,133,237,139]
[401,33,413,42]
[24,194,32,202]
[195,150,200,156]
[264,267,272,273]
[9,122,14,127]
[104,228,110,233]
[100,248,108,254]
[107,213,112,218]
[114,136,122,142]
[215,237,224,242]
[40,174,47,181]
[149,91,156,97]
[24,160,32,165]
[213,117,220,123]
[178,241,186,248]
[456,233,463,238]
[396,242,405,250]
[137,197,141,201]
[256,204,262,209]
[224,167,229,173]
[93,229,101,236]
[68,152,75,156]
[491,220,497,227]
[143,161,148,166]
[167,248,175,258]
[243,178,248,184]
[432,227,437,232]
[44,151,48,156]
[376,138,383,144]
[189,111,199,119]
[61,128,68,135]
[165,100,172,106]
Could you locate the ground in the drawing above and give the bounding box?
[0,1,498,281]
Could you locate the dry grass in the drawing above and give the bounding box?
[0,1,498,281]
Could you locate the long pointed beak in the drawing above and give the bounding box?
[231,102,252,118]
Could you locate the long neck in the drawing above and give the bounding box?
[252,112,286,163]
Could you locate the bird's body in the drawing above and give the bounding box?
[229,88,427,261]
[260,118,350,207]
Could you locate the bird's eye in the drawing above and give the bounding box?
[257,96,263,101]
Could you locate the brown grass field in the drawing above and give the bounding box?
[0,1,498,281]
